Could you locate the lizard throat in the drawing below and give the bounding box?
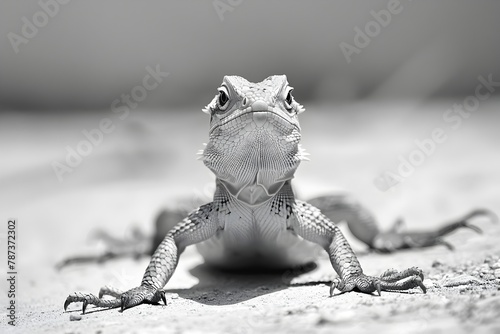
[216,168,294,206]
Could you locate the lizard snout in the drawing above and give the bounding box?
[250,100,269,112]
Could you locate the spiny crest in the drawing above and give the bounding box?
[298,144,310,161]
[296,104,305,115]
[196,143,207,160]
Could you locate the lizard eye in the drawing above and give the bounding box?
[217,86,230,111]
[284,87,294,110]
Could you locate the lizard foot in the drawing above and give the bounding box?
[64,285,166,314]
[373,208,496,252]
[330,267,426,296]
[56,227,150,269]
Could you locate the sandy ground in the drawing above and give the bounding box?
[1,100,500,333]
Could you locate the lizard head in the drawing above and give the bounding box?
[200,75,308,205]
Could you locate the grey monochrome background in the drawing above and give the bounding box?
[1,1,500,333]
[1,0,500,109]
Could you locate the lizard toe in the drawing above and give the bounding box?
[379,273,427,293]
[64,291,121,314]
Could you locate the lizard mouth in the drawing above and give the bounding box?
[209,98,300,135]
[209,110,300,141]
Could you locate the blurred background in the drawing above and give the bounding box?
[0,0,499,294]
[2,1,500,109]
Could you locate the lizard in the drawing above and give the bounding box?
[64,75,493,314]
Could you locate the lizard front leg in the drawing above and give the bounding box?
[290,200,426,295]
[64,203,219,313]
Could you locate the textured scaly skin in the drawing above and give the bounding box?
[65,75,426,314]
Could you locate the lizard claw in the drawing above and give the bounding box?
[120,295,130,312]
[64,291,121,314]
[372,208,495,252]
[63,296,87,314]
[329,267,426,296]
[434,238,454,251]
[416,276,427,294]
[82,300,89,314]
[329,278,341,296]
[63,298,71,312]
[160,290,167,305]
[64,285,166,314]
[461,222,482,234]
